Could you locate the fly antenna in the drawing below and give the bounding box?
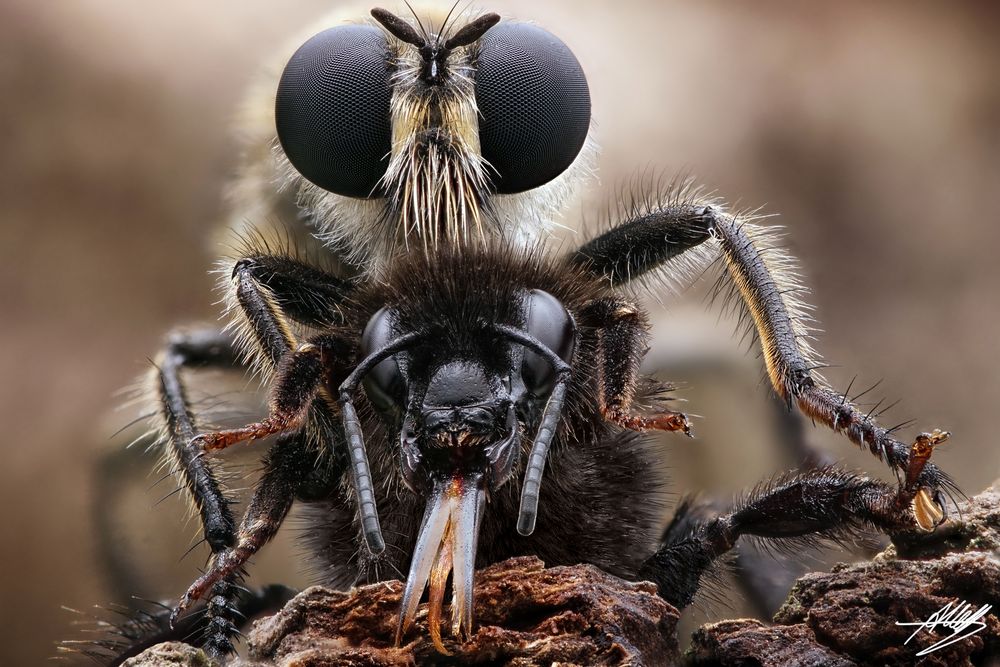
[444,11,500,50]
[371,7,425,47]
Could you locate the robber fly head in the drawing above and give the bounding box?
[274,5,592,270]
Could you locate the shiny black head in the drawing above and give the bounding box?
[339,287,576,642]
[356,289,574,494]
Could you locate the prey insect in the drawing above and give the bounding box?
[102,4,958,663]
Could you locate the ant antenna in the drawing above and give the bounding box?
[337,330,425,555]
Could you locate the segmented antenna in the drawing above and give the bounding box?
[491,323,575,536]
[517,378,568,535]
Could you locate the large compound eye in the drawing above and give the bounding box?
[521,290,575,395]
[360,307,405,409]
[275,25,392,198]
[475,23,591,194]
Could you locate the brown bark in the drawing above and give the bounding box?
[126,482,1000,666]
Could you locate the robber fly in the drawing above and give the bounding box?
[79,5,956,664]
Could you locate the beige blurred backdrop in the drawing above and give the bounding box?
[2,1,999,665]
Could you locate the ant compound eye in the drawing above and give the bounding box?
[361,307,405,408]
[276,25,392,199]
[521,290,575,395]
[475,23,590,194]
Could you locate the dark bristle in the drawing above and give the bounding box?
[436,0,464,44]
[402,0,430,42]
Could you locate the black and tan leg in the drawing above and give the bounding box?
[192,334,344,453]
[570,201,956,501]
[232,253,353,328]
[208,256,354,458]
[170,432,319,635]
[156,255,350,553]
[223,257,386,556]
[579,297,691,434]
[152,328,246,656]
[160,257,353,655]
[155,328,242,554]
[640,431,948,609]
[154,255,351,542]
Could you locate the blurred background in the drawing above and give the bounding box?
[2,1,999,664]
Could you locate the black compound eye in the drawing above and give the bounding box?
[521,290,575,395]
[475,23,591,194]
[360,307,405,409]
[275,25,392,199]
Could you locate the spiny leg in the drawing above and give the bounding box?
[153,253,351,545]
[59,584,298,667]
[222,256,387,557]
[155,328,241,554]
[640,432,948,609]
[231,254,353,327]
[578,296,691,434]
[570,201,956,504]
[201,253,357,453]
[171,432,320,632]
[167,257,352,655]
[709,215,955,508]
[151,328,246,657]
[192,337,336,453]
